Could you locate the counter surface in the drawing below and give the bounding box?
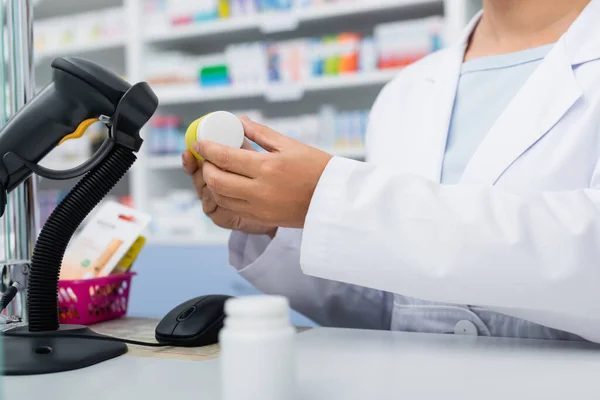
[5,319,600,399]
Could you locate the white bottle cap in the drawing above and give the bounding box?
[225,295,289,318]
[185,111,245,161]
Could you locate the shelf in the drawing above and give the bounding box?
[145,0,441,42]
[155,69,401,106]
[298,70,400,92]
[147,234,230,246]
[155,83,264,105]
[146,16,256,42]
[34,0,122,20]
[146,147,365,169]
[146,156,184,169]
[34,37,125,62]
[332,148,366,159]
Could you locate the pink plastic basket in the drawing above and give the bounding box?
[57,273,135,325]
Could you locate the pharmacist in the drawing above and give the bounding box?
[183,0,600,342]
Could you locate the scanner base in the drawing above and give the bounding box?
[2,324,127,375]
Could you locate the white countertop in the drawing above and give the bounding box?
[5,327,600,399]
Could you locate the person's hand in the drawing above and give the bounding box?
[193,116,333,229]
[182,145,278,237]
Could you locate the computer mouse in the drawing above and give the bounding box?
[155,294,232,347]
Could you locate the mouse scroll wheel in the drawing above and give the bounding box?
[177,306,197,321]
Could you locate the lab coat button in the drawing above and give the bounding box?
[454,320,478,336]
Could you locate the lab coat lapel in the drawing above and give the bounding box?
[459,42,582,185]
[425,14,480,182]
[427,45,465,182]
[459,0,600,185]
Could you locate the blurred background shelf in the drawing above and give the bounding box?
[154,83,264,105]
[147,235,230,246]
[298,69,401,93]
[146,0,443,42]
[34,0,123,19]
[35,37,125,62]
[146,155,184,169]
[331,148,366,159]
[154,69,402,105]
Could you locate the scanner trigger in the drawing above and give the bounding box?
[58,118,100,146]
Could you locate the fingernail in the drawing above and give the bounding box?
[239,115,251,122]
[193,142,201,153]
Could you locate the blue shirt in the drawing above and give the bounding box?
[441,44,555,184]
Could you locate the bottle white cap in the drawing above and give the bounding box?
[185,111,244,161]
[196,111,244,147]
[225,295,289,318]
[223,296,292,331]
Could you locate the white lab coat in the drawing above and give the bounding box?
[230,0,600,342]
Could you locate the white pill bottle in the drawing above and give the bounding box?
[219,296,296,400]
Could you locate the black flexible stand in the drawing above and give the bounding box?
[2,82,158,375]
[3,146,135,375]
[4,326,127,375]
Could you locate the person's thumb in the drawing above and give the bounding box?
[239,116,285,152]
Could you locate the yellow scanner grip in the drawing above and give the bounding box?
[58,118,100,146]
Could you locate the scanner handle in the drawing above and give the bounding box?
[3,138,115,181]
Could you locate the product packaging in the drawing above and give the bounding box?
[339,33,361,74]
[61,202,151,280]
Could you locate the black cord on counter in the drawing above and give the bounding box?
[4,330,170,348]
